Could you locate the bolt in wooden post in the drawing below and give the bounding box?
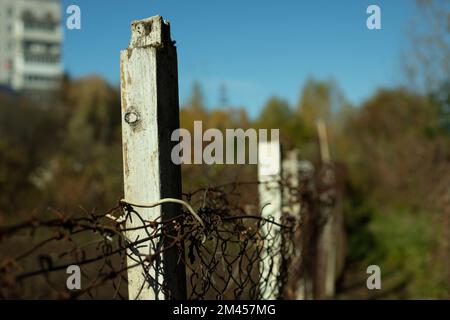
[120,15,186,300]
[258,139,282,299]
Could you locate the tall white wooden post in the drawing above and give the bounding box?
[120,16,186,300]
[316,119,336,298]
[258,139,282,299]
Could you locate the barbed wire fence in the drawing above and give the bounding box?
[0,164,342,300]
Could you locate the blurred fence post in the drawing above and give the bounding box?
[282,150,301,219]
[297,159,316,300]
[258,139,282,299]
[282,150,306,299]
[120,16,186,300]
[316,119,336,299]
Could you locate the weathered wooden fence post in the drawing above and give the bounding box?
[120,15,186,300]
[282,150,316,300]
[316,119,336,299]
[297,159,316,300]
[282,150,301,219]
[282,150,305,299]
[258,139,282,299]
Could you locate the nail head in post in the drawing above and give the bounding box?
[125,109,140,126]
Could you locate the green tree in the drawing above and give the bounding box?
[256,96,306,150]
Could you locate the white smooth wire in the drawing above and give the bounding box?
[119,198,205,228]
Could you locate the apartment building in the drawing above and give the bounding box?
[0,0,63,99]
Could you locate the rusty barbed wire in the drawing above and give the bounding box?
[0,166,338,300]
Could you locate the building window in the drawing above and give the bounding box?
[23,15,57,32]
[25,54,60,64]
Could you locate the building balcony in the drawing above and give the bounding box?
[20,28,62,43]
[22,61,62,77]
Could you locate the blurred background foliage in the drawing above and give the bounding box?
[0,0,449,299]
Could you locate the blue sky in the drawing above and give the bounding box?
[62,0,417,117]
